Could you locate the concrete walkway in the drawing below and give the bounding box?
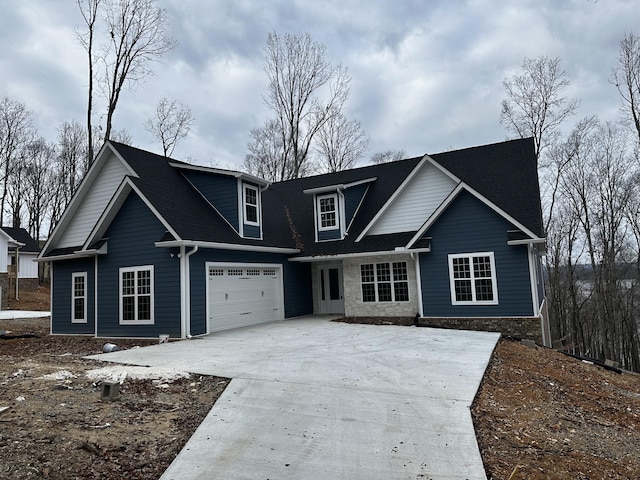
[0,310,50,319]
[89,317,499,480]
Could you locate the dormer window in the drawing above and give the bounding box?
[317,193,338,230]
[243,184,259,226]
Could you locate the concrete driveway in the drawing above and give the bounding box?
[89,317,499,479]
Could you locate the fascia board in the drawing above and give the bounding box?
[39,141,138,258]
[289,247,431,262]
[355,157,427,242]
[170,162,270,187]
[154,240,299,254]
[302,177,377,195]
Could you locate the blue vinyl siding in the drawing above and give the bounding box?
[243,224,260,238]
[183,170,239,229]
[97,193,181,337]
[51,258,95,335]
[318,228,341,241]
[344,184,368,228]
[420,190,533,317]
[188,250,312,335]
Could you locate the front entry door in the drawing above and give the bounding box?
[319,265,344,314]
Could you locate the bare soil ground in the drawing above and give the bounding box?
[473,339,640,479]
[1,294,229,480]
[2,292,640,479]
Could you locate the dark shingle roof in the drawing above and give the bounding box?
[107,137,542,256]
[1,227,40,252]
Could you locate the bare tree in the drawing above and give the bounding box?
[57,120,88,204]
[81,0,176,144]
[145,97,193,156]
[371,149,406,164]
[244,119,287,182]
[246,32,350,181]
[76,0,101,165]
[101,0,176,142]
[0,98,35,225]
[23,139,55,240]
[315,113,368,173]
[611,32,640,145]
[500,56,579,160]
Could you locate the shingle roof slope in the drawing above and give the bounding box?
[107,137,542,255]
[1,227,40,252]
[109,142,296,248]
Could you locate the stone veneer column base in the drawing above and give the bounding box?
[417,317,543,345]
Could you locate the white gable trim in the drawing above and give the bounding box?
[303,177,377,195]
[355,157,427,242]
[406,181,542,249]
[83,177,181,249]
[39,142,138,258]
[169,162,270,188]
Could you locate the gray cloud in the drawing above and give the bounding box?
[0,0,638,168]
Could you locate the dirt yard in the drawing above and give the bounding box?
[0,317,229,480]
[2,291,640,479]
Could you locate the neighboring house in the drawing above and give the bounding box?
[38,137,549,344]
[0,226,41,308]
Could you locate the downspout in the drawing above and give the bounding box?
[411,252,424,318]
[94,256,98,337]
[178,245,187,339]
[14,246,20,301]
[185,245,198,338]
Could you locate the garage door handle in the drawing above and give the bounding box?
[262,291,264,297]
[225,293,228,300]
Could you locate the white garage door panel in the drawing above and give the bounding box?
[208,265,283,333]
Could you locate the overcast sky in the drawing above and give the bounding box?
[0,0,638,170]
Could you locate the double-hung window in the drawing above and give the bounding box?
[361,261,409,302]
[71,272,87,323]
[448,252,498,305]
[317,193,338,230]
[119,265,154,324]
[243,184,259,225]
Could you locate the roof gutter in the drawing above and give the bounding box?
[154,240,300,255]
[507,238,546,246]
[289,246,432,262]
[35,249,103,262]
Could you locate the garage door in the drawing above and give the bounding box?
[207,264,283,332]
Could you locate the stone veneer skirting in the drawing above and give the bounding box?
[0,273,8,309]
[417,317,543,345]
[15,278,39,292]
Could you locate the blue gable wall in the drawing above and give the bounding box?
[344,184,368,229]
[188,250,312,335]
[182,170,239,230]
[97,193,181,337]
[420,190,533,317]
[52,257,95,335]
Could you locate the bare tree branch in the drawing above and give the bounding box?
[145,97,193,156]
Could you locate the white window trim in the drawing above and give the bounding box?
[448,252,499,305]
[360,261,410,303]
[243,183,260,227]
[119,265,155,325]
[71,272,87,324]
[317,193,339,231]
